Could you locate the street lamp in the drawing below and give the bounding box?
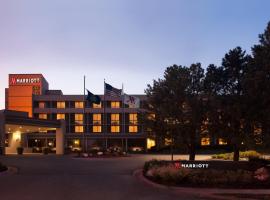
[164,117,179,161]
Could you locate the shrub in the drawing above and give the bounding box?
[43,147,49,155]
[0,162,7,172]
[143,159,168,174]
[212,150,261,160]
[145,163,254,187]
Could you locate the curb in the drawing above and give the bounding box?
[133,169,270,200]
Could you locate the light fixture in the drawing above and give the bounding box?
[13,131,21,141]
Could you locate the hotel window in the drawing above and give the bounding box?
[129,126,138,133]
[201,137,210,146]
[129,113,138,125]
[147,138,156,149]
[75,126,84,133]
[93,114,102,133]
[111,126,120,133]
[75,114,84,125]
[93,102,102,108]
[111,114,120,133]
[129,113,138,133]
[75,101,84,108]
[93,126,102,133]
[57,101,65,109]
[73,139,80,146]
[57,114,65,120]
[93,114,101,125]
[39,114,47,119]
[147,114,155,120]
[218,138,227,145]
[111,114,120,125]
[39,102,45,108]
[111,101,120,108]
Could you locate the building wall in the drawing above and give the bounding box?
[5,74,148,151]
[7,74,49,117]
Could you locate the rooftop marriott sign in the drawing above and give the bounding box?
[9,76,41,85]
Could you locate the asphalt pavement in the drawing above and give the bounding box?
[0,154,212,200]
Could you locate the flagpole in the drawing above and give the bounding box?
[103,79,106,150]
[122,83,125,134]
[83,75,86,153]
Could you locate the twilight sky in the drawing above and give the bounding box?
[0,0,270,109]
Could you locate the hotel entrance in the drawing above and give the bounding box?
[5,124,57,154]
[0,110,65,155]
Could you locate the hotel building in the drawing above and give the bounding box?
[1,74,152,154]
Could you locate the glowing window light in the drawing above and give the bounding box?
[13,131,21,141]
[147,138,156,149]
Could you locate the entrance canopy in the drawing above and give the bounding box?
[0,110,65,155]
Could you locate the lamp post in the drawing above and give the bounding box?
[164,117,179,161]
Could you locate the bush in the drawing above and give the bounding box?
[143,159,168,174]
[145,163,254,187]
[212,150,261,160]
[43,147,49,155]
[0,162,7,172]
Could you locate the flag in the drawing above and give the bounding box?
[124,94,140,108]
[86,89,101,104]
[105,83,122,97]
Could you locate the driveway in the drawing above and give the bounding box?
[0,154,211,200]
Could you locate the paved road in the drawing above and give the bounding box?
[0,154,211,200]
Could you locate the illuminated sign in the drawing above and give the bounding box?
[10,77,41,85]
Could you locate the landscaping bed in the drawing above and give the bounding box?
[0,162,7,173]
[143,159,270,189]
[73,147,129,158]
[212,150,262,160]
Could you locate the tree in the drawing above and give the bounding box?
[185,63,206,160]
[145,64,206,160]
[245,22,270,149]
[205,47,251,161]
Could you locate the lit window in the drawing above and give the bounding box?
[111,126,120,133]
[129,113,138,133]
[93,114,101,125]
[39,114,47,119]
[57,101,65,109]
[218,138,227,145]
[111,101,120,108]
[75,126,84,133]
[129,113,138,125]
[75,114,84,125]
[201,137,210,146]
[93,126,102,133]
[57,114,65,120]
[75,101,84,108]
[147,114,155,120]
[165,138,172,145]
[93,114,102,133]
[111,114,120,125]
[129,126,138,133]
[73,139,80,146]
[93,102,102,108]
[147,138,156,149]
[39,102,45,108]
